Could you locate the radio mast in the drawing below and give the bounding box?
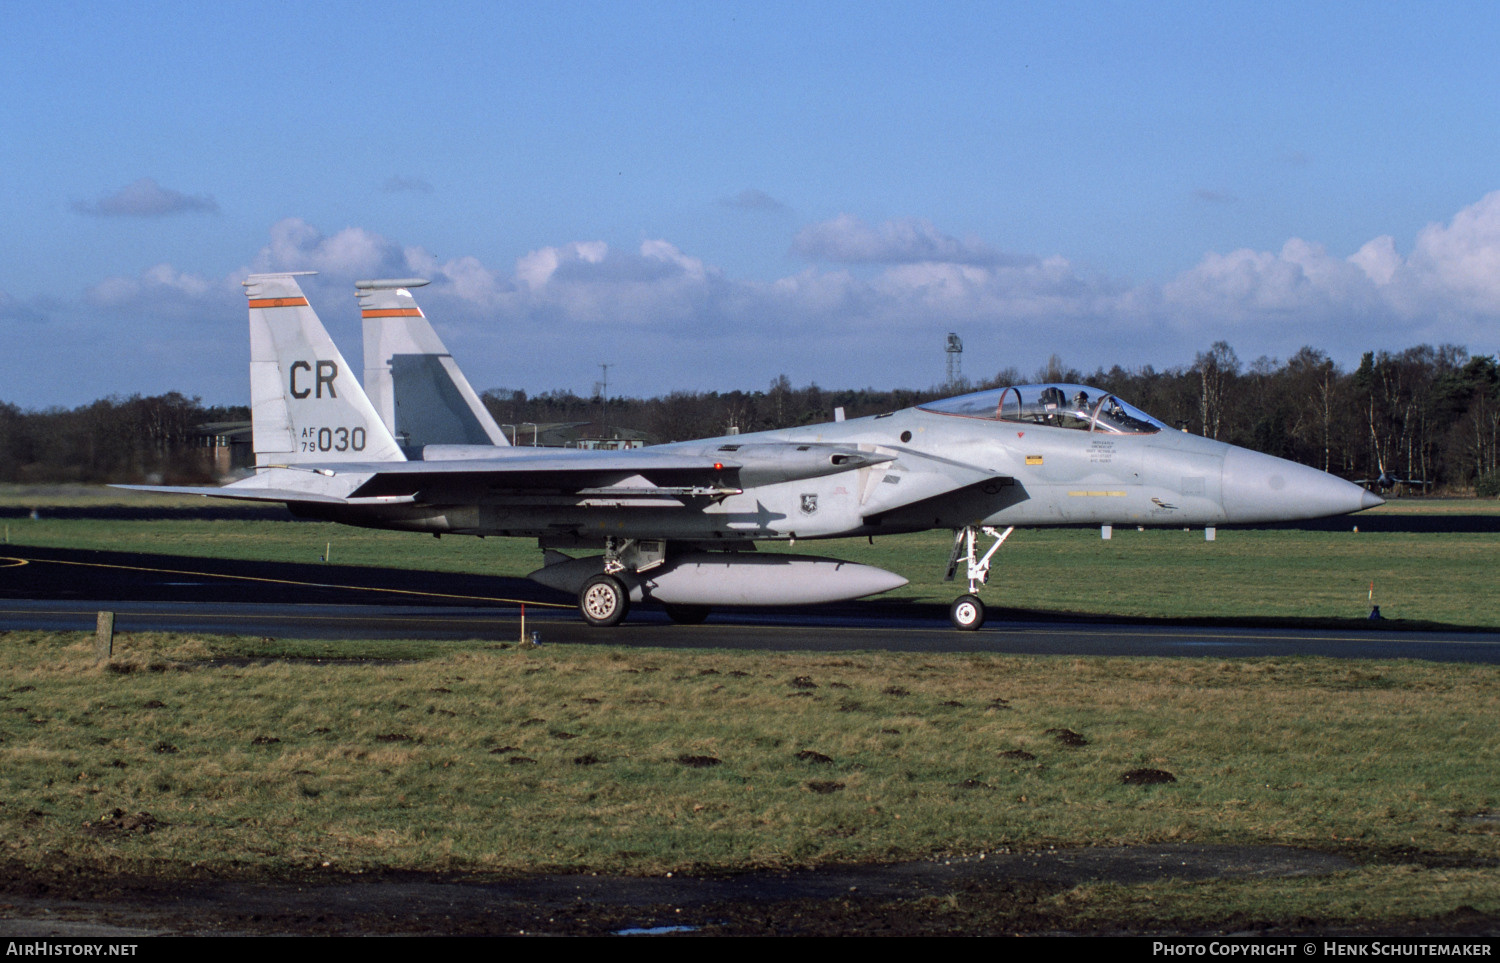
[945,333,963,389]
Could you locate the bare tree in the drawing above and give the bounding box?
[1194,342,1240,439]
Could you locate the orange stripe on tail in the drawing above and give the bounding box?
[247,297,310,309]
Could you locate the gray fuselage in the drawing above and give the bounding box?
[296,400,1376,542]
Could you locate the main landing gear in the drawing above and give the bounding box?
[943,525,1014,630]
[579,573,630,627]
[577,537,714,627]
[575,537,659,627]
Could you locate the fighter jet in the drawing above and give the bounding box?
[122,272,1383,630]
[1353,470,1434,493]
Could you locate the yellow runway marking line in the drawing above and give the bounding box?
[0,606,519,626]
[0,606,1477,645]
[996,626,1480,645]
[2,558,1486,644]
[0,555,572,609]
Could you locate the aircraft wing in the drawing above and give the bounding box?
[858,449,1012,521]
[119,443,894,505]
[338,449,745,500]
[111,484,352,504]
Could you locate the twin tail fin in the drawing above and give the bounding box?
[244,272,405,466]
[356,278,510,451]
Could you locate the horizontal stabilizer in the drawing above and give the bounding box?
[110,483,349,504]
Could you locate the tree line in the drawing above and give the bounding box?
[483,343,1499,494]
[3,342,1497,494]
[1086,343,1499,494]
[0,392,247,485]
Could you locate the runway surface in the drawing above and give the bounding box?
[3,544,1498,661]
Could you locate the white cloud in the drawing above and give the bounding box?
[1401,189,1500,314]
[501,240,719,327]
[1349,235,1400,286]
[21,192,1500,408]
[429,255,509,309]
[246,194,1500,387]
[250,218,415,279]
[71,177,218,217]
[85,263,230,319]
[514,240,609,288]
[792,214,1023,267]
[381,175,434,194]
[719,188,788,212]
[1158,191,1500,345]
[1161,240,1380,324]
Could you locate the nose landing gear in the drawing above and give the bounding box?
[943,525,1014,630]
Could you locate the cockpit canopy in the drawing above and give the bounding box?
[918,384,1168,435]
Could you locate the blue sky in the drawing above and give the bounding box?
[3,0,1498,407]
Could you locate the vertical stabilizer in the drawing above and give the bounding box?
[244,273,405,467]
[357,279,510,450]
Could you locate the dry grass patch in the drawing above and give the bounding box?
[0,631,1495,883]
[1049,865,1500,931]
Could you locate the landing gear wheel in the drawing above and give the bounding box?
[664,603,711,625]
[579,574,630,627]
[949,594,985,631]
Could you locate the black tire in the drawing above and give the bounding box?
[663,603,711,625]
[579,574,630,626]
[949,594,985,631]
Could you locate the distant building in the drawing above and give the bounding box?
[524,421,651,449]
[191,421,253,476]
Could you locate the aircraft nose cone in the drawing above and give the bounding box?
[1221,447,1379,523]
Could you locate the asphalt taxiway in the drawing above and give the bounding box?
[3,545,1498,661]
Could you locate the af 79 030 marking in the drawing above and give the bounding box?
[300,425,366,453]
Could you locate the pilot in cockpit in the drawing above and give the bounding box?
[1037,386,1065,424]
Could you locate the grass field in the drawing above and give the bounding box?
[1,632,1496,930]
[1,486,1497,932]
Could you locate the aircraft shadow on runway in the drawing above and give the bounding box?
[4,544,1498,635]
[1,544,551,608]
[0,505,294,522]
